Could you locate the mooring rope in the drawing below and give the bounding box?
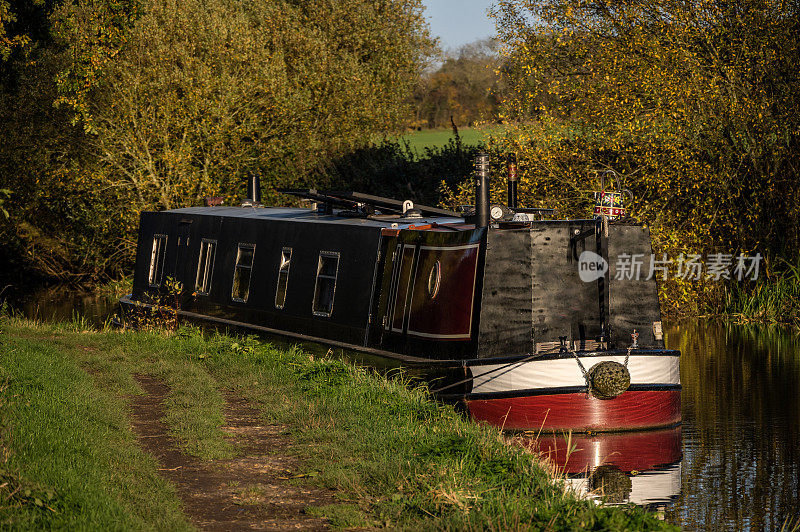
[568,348,590,386]
[625,330,638,366]
[428,352,544,395]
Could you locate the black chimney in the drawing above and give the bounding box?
[474,153,490,228]
[246,173,261,205]
[507,153,518,209]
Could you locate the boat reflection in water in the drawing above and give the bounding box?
[515,427,682,509]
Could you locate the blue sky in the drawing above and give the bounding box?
[421,0,496,51]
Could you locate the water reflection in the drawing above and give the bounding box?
[665,320,800,530]
[515,428,682,509]
[5,285,117,328]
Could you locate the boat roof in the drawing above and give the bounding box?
[166,206,468,230]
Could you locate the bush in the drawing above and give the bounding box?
[0,0,435,282]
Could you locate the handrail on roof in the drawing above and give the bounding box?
[277,189,462,218]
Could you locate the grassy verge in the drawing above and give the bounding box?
[0,322,190,529]
[0,315,673,530]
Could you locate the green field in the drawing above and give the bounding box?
[390,127,502,152]
[0,315,672,530]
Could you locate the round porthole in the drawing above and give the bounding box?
[427,261,441,299]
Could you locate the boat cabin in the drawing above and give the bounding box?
[122,161,680,432]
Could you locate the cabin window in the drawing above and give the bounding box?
[148,234,168,286]
[275,247,292,309]
[312,251,340,317]
[231,244,255,302]
[195,239,217,295]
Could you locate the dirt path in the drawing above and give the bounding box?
[128,374,331,531]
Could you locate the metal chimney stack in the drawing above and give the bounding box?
[474,153,490,228]
[507,153,518,209]
[246,173,261,205]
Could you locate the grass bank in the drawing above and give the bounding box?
[0,316,672,530]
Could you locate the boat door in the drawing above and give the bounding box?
[367,232,417,350]
[387,242,417,333]
[174,219,192,298]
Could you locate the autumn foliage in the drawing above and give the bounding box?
[469,0,800,312]
[410,39,505,129]
[0,0,434,281]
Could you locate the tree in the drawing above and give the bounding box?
[411,38,504,128]
[0,0,61,63]
[0,0,435,281]
[51,0,435,206]
[0,0,28,60]
[487,0,800,310]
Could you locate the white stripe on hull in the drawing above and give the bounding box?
[471,355,680,394]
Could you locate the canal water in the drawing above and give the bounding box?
[6,288,800,529]
[5,285,119,328]
[664,320,800,529]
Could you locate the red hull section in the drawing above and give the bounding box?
[466,390,681,432]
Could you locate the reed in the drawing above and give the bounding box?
[723,257,800,326]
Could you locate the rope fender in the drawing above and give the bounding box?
[570,332,637,399]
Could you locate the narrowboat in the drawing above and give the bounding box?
[120,155,681,432]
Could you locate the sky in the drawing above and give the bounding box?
[421,0,496,52]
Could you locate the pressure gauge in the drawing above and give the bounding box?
[489,204,513,222]
[490,205,504,221]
